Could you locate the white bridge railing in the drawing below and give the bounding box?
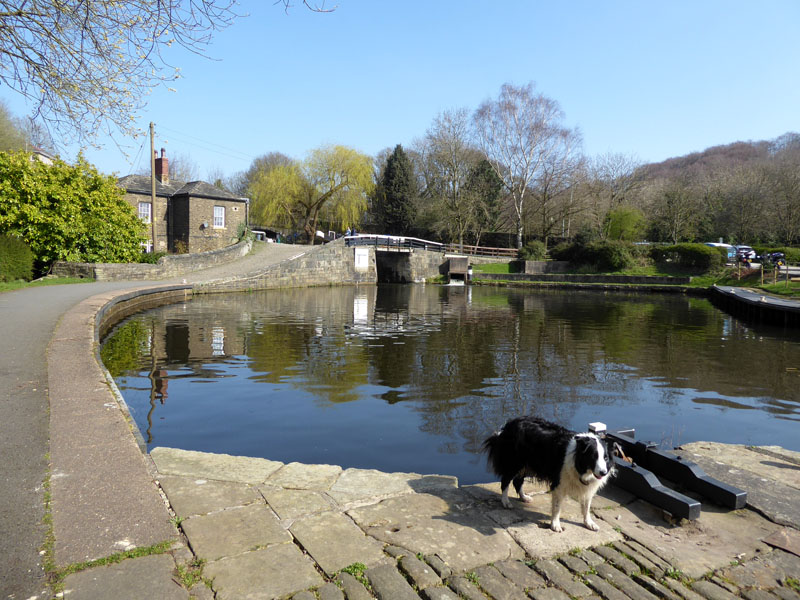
[344,235,518,259]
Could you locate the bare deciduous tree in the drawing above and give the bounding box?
[588,152,643,231]
[648,177,700,244]
[473,82,569,248]
[0,1,331,145]
[719,166,768,244]
[417,108,482,246]
[764,159,800,245]
[526,127,584,247]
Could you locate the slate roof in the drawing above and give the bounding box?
[117,175,247,203]
[173,180,247,202]
[117,174,183,197]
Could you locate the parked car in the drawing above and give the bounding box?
[736,245,757,263]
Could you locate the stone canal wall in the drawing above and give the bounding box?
[477,272,692,285]
[194,238,379,292]
[95,284,193,339]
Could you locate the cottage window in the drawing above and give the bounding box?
[213,206,225,228]
[138,202,152,224]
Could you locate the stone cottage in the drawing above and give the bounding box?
[118,149,249,254]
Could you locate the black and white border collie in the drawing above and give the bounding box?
[482,416,614,532]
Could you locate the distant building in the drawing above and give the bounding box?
[118,149,248,253]
[30,147,55,165]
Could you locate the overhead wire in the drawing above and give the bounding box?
[124,137,148,176]
[156,125,255,163]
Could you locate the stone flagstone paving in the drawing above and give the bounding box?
[147,446,800,600]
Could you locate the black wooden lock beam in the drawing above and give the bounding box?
[606,429,747,510]
[612,456,701,521]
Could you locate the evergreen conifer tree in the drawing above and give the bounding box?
[375,144,417,235]
[466,158,504,243]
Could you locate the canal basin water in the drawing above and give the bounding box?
[100,284,800,484]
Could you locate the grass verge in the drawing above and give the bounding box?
[472,261,800,296]
[0,277,93,293]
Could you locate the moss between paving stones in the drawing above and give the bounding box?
[49,539,175,590]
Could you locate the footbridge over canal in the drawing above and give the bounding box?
[196,235,515,293]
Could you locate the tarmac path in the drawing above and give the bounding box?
[0,280,157,598]
[0,241,307,599]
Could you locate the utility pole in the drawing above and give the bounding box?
[150,122,157,252]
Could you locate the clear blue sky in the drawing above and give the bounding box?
[5,0,800,180]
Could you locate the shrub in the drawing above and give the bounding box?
[755,246,800,263]
[518,240,547,261]
[0,234,35,281]
[629,243,653,263]
[586,240,635,271]
[236,222,253,243]
[650,243,723,271]
[549,241,580,263]
[137,251,166,264]
[709,245,730,262]
[548,239,635,271]
[781,247,800,263]
[0,151,146,268]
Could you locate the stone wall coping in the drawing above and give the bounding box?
[52,239,252,281]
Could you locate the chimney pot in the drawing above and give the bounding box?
[155,148,169,184]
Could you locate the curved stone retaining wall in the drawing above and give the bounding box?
[51,239,253,282]
[95,284,193,340]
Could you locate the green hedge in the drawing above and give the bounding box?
[753,246,800,263]
[137,251,166,264]
[0,234,35,282]
[650,243,723,271]
[550,240,635,272]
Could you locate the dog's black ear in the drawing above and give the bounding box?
[578,437,594,455]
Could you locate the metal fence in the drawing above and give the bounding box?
[344,235,517,259]
[345,234,443,252]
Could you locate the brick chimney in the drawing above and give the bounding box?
[154,148,169,184]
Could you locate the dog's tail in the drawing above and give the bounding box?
[481,429,507,477]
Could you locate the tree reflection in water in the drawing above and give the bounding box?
[101,285,800,484]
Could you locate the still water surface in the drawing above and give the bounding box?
[101,285,800,484]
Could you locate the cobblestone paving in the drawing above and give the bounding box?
[286,541,800,600]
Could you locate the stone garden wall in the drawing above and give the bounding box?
[51,239,252,282]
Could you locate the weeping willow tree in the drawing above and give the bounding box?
[248,145,374,241]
